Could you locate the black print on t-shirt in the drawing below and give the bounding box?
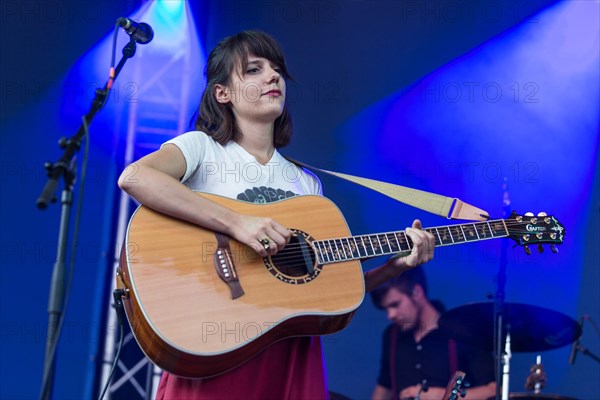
[237,186,298,203]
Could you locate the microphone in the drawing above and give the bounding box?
[117,17,154,44]
[569,316,584,365]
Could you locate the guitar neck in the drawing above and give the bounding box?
[313,219,510,264]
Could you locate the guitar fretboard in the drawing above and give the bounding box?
[314,219,509,264]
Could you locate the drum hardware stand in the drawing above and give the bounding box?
[571,343,600,364]
[569,316,600,365]
[525,355,547,394]
[532,355,544,393]
[501,331,512,400]
[494,178,511,400]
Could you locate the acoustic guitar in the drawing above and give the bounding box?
[116,192,565,378]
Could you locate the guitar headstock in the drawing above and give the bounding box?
[506,211,565,254]
[442,370,468,400]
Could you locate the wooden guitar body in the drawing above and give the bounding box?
[117,193,365,378]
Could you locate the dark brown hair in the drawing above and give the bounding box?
[370,267,429,310]
[193,30,294,147]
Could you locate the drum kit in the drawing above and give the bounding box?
[438,302,585,400]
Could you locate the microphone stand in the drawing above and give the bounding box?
[571,318,600,365]
[37,39,137,400]
[494,178,511,400]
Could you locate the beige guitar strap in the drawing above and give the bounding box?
[287,158,490,221]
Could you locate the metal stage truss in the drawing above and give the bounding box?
[99,37,197,399]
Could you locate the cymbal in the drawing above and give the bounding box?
[438,302,581,352]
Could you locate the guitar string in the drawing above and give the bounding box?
[255,223,560,266]
[257,221,559,254]
[260,230,554,270]
[267,220,558,250]
[269,221,558,251]
[262,226,558,272]
[206,219,562,268]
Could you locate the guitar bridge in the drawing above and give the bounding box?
[213,233,245,299]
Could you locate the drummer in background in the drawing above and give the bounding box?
[370,267,496,400]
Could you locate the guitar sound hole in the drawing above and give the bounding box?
[265,230,322,284]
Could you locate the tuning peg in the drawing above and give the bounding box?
[525,212,534,217]
[551,245,558,254]
[537,244,544,254]
[524,245,531,255]
[537,212,547,217]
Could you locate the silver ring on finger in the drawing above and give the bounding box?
[259,237,271,251]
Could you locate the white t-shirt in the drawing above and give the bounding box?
[163,131,322,202]
[156,132,329,397]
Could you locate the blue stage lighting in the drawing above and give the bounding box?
[157,0,185,18]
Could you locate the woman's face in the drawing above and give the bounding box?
[217,56,286,125]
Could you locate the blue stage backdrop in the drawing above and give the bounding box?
[323,1,599,398]
[1,1,598,399]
